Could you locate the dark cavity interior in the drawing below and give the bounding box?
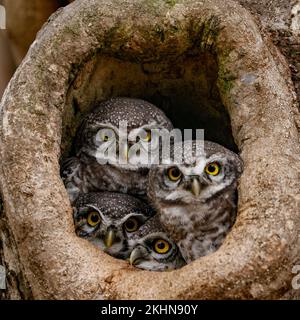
[62,52,237,159]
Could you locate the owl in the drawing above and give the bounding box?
[128,216,186,271]
[61,97,173,203]
[148,140,243,263]
[73,192,155,259]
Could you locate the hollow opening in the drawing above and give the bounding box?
[59,49,240,269]
[61,51,237,160]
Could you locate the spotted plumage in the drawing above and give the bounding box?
[73,192,155,259]
[148,140,243,263]
[128,215,186,271]
[61,97,173,203]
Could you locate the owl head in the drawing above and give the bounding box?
[73,192,155,259]
[75,97,173,170]
[128,216,186,271]
[148,140,243,205]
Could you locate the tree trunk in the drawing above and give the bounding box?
[0,0,299,300]
[238,0,300,107]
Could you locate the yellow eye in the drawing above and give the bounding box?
[103,135,110,142]
[167,167,182,182]
[100,129,114,142]
[205,162,221,176]
[141,130,152,142]
[124,217,139,233]
[154,239,171,254]
[87,211,101,227]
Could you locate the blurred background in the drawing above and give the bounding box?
[0,0,73,97]
[0,0,299,104]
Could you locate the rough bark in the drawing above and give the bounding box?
[238,0,300,107]
[0,0,300,300]
[1,1,299,104]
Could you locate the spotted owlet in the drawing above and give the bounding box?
[61,97,173,203]
[147,140,243,263]
[73,192,155,259]
[128,215,186,271]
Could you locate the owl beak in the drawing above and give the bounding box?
[123,144,129,162]
[129,247,145,266]
[118,142,129,162]
[104,229,116,248]
[124,145,129,161]
[191,177,201,196]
